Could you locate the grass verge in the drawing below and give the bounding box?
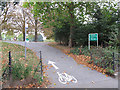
[1,42,50,88]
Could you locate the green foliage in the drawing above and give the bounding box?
[70,46,119,74]
[11,61,25,80]
[17,34,23,41]
[27,34,34,42]
[33,74,43,84]
[53,18,70,45]
[106,67,115,75]
[70,47,80,55]
[23,2,118,47]
[73,24,95,46]
[70,46,90,55]
[2,42,42,84]
[11,59,32,80]
[2,33,14,40]
[6,35,14,40]
[23,65,32,79]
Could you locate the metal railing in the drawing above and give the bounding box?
[2,51,43,80]
[87,47,120,72]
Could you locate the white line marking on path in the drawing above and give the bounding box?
[48,60,77,84]
[57,72,77,84]
[48,60,59,70]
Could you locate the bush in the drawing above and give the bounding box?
[70,47,80,55]
[70,46,119,74]
[17,34,23,41]
[70,46,90,56]
[33,74,43,84]
[11,59,32,80]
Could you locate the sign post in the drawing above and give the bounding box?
[25,23,28,61]
[88,33,98,50]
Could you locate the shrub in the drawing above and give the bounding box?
[11,59,32,80]
[70,47,80,55]
[70,46,119,75]
[12,62,25,80]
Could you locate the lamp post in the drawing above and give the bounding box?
[0,5,2,40]
[25,23,28,61]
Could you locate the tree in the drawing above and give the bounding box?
[10,4,39,41]
[24,2,86,47]
[0,1,19,40]
[0,2,9,40]
[23,2,118,47]
[92,2,118,47]
[23,2,43,42]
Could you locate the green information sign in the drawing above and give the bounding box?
[26,38,29,41]
[89,33,98,41]
[88,33,98,50]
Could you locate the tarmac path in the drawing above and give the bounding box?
[4,41,118,88]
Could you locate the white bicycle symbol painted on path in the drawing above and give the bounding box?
[48,60,77,84]
[57,72,77,84]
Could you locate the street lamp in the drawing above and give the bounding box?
[0,6,1,16]
[25,23,28,61]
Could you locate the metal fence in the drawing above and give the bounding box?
[2,51,43,80]
[86,47,120,73]
[34,51,43,79]
[2,51,11,80]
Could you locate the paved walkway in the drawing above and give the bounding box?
[5,41,118,88]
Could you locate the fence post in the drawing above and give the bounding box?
[40,51,43,79]
[118,54,120,72]
[112,52,115,71]
[90,51,92,61]
[9,51,11,79]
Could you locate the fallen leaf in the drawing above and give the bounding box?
[50,65,53,67]
[67,82,69,84]
[53,71,56,73]
[68,55,70,57]
[106,75,108,77]
[102,72,105,75]
[92,81,95,84]
[46,69,49,70]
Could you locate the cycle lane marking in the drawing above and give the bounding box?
[48,60,77,84]
[57,72,77,84]
[48,60,59,70]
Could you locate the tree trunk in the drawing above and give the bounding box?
[69,25,73,48]
[23,31,25,41]
[35,18,38,42]
[68,2,74,48]
[118,2,120,53]
[0,30,2,40]
[23,20,25,41]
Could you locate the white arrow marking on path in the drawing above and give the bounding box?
[48,60,77,84]
[48,60,59,70]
